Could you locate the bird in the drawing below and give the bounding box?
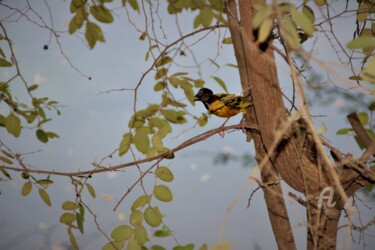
[193,88,252,118]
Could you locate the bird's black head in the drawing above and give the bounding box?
[194,88,213,103]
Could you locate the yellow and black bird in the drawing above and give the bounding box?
[193,88,252,118]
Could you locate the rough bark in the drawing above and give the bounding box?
[226,1,375,249]
[226,1,296,249]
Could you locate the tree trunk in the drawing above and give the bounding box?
[226,1,375,249]
[226,1,296,249]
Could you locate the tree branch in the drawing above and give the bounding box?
[347,113,373,148]
[1,124,257,177]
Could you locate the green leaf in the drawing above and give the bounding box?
[129,115,145,128]
[127,238,141,250]
[369,101,375,111]
[180,82,195,105]
[154,81,166,91]
[86,183,96,198]
[0,114,6,127]
[130,210,144,226]
[144,207,162,227]
[102,241,125,250]
[349,75,363,81]
[62,201,79,210]
[111,225,134,241]
[258,17,273,43]
[90,5,114,23]
[156,166,174,182]
[151,245,167,250]
[193,15,201,29]
[21,181,32,196]
[151,134,164,152]
[38,188,52,207]
[155,68,168,80]
[85,21,105,49]
[0,58,12,67]
[46,132,60,139]
[28,84,38,92]
[0,47,5,58]
[36,129,48,143]
[336,128,353,135]
[134,225,148,245]
[209,58,220,68]
[282,17,300,49]
[133,127,150,154]
[290,8,314,36]
[1,150,14,159]
[154,226,172,237]
[314,0,327,7]
[199,244,208,250]
[347,36,375,50]
[212,76,228,93]
[0,168,12,179]
[131,195,150,211]
[6,113,21,137]
[156,123,172,139]
[357,3,369,23]
[302,5,315,24]
[357,112,369,125]
[200,6,213,28]
[194,79,205,88]
[60,213,76,225]
[36,179,54,187]
[153,185,173,202]
[146,147,158,159]
[156,56,172,67]
[119,132,132,156]
[198,114,208,127]
[78,202,85,219]
[160,109,186,124]
[173,244,194,250]
[222,37,232,44]
[363,55,375,83]
[69,231,79,250]
[0,155,13,164]
[253,5,272,29]
[77,212,84,234]
[123,0,140,13]
[69,16,78,34]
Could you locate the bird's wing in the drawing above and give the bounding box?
[216,93,249,110]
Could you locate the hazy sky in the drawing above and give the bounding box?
[0,1,374,250]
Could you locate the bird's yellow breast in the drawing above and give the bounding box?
[207,100,242,118]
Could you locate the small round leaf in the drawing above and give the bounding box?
[36,129,48,143]
[111,225,134,242]
[144,207,162,227]
[62,201,79,210]
[134,225,148,245]
[155,167,174,182]
[127,238,141,250]
[102,241,125,250]
[131,195,150,211]
[154,185,173,202]
[130,210,144,226]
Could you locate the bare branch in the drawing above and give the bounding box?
[1,124,258,177]
[347,113,373,149]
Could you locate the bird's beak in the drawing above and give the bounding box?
[193,95,199,102]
